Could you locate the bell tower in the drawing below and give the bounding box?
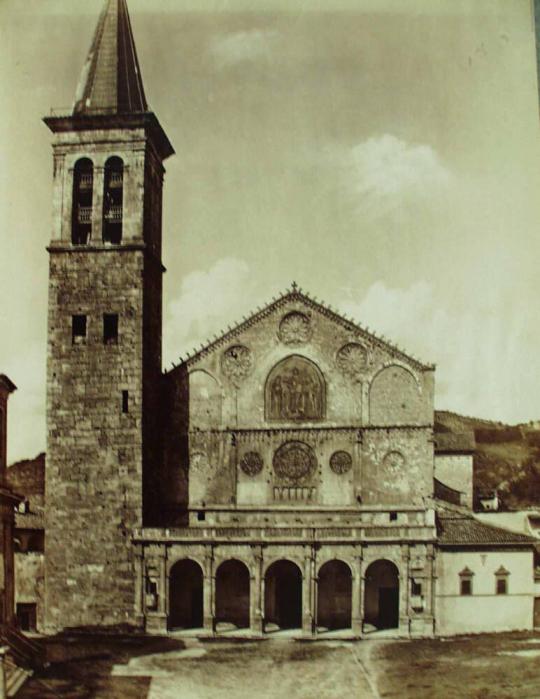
[43,0,174,631]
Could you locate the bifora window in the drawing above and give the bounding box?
[459,567,474,596]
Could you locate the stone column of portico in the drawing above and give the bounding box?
[133,545,144,627]
[399,544,410,637]
[358,552,366,635]
[302,550,314,635]
[250,547,264,635]
[311,544,318,634]
[145,548,168,633]
[203,550,215,632]
[351,548,363,635]
[423,545,436,636]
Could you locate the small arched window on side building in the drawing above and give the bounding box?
[71,158,93,245]
[459,566,474,596]
[495,566,509,595]
[102,156,124,244]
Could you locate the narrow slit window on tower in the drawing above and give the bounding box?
[102,157,124,244]
[72,158,93,245]
[103,314,118,345]
[122,390,129,414]
[72,315,87,345]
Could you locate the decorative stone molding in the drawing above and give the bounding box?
[329,450,353,475]
[240,451,263,477]
[278,311,312,346]
[221,345,253,384]
[273,441,316,484]
[336,342,369,379]
[382,450,405,470]
[266,355,325,421]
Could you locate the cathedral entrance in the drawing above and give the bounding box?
[316,560,352,631]
[215,559,250,629]
[364,560,399,630]
[264,560,302,631]
[169,559,203,630]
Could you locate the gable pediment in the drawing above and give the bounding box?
[170,286,433,375]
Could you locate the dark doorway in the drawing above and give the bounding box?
[317,560,352,630]
[16,603,37,632]
[364,560,399,630]
[215,559,250,629]
[169,559,203,630]
[264,560,302,630]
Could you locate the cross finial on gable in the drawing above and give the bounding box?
[291,281,298,291]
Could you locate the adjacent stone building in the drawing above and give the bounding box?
[40,0,537,637]
[0,375,22,629]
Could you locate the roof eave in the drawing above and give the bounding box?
[43,112,175,161]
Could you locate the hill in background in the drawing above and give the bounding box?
[435,411,540,510]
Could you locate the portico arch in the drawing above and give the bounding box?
[264,559,302,631]
[317,560,352,630]
[215,559,250,629]
[364,559,399,630]
[168,558,203,630]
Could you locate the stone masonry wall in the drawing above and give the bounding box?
[163,295,435,514]
[44,126,166,630]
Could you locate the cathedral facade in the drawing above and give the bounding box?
[42,0,535,638]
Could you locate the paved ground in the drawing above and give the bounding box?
[17,630,540,698]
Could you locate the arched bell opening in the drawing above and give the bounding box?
[102,156,124,244]
[71,158,93,245]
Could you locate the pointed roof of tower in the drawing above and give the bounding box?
[73,0,147,116]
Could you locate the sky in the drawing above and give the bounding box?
[1,0,540,463]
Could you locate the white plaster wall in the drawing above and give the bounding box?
[435,550,534,635]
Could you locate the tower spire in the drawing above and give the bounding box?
[73,0,147,116]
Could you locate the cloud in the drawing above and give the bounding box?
[338,135,452,220]
[339,280,538,423]
[209,29,279,67]
[164,257,257,365]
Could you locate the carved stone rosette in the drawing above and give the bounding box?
[240,451,263,476]
[336,342,368,380]
[383,450,405,470]
[278,311,312,346]
[221,345,253,384]
[329,450,352,474]
[273,441,316,484]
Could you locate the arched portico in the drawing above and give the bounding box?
[264,559,302,631]
[364,559,399,630]
[168,558,204,630]
[316,560,352,631]
[215,559,250,630]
